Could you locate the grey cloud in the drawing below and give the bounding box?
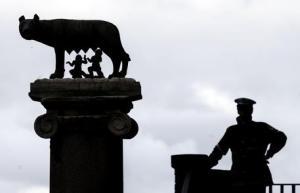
[0,125,49,185]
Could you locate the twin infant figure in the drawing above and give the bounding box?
[67,49,104,78]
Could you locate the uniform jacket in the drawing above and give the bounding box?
[209,120,287,185]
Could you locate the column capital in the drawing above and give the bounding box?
[30,78,142,139]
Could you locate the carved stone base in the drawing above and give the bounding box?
[30,78,142,193]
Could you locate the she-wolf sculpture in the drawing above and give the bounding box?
[19,14,130,79]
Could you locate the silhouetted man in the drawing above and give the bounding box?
[208,98,287,193]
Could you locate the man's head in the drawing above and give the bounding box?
[234,98,256,117]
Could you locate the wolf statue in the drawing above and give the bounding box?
[19,14,130,79]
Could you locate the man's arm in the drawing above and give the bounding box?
[265,124,287,159]
[208,127,232,168]
[208,145,226,168]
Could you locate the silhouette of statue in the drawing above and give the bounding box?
[19,14,130,79]
[67,55,88,78]
[208,98,287,193]
[87,49,105,78]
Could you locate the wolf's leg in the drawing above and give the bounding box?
[108,57,121,79]
[50,47,65,79]
[119,60,128,78]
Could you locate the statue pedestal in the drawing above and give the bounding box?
[30,78,142,193]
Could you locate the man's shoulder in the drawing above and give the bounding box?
[252,121,270,127]
[226,124,238,132]
[252,121,277,130]
[227,124,237,128]
[252,121,280,133]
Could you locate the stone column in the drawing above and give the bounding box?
[29,78,142,193]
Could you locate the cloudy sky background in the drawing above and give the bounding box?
[1,0,300,192]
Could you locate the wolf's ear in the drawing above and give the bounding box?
[33,14,40,22]
[19,15,25,22]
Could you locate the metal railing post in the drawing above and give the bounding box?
[292,185,296,193]
[269,185,273,193]
[280,185,284,193]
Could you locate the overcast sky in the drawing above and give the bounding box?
[1,0,300,193]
